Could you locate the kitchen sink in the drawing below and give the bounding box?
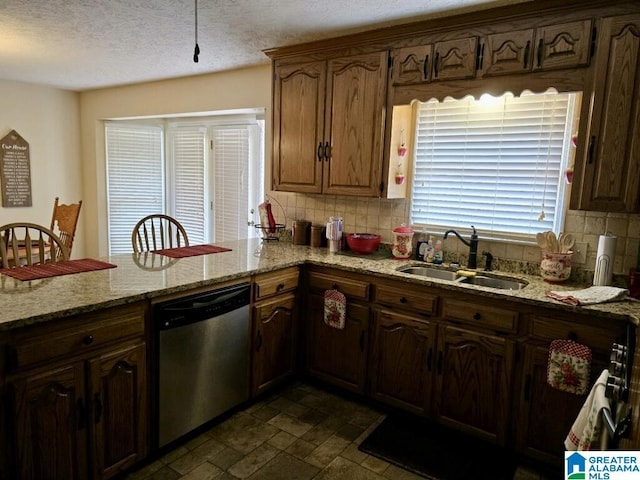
[396,266,459,281]
[457,275,527,290]
[396,265,527,290]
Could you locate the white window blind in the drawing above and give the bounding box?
[169,127,207,244]
[106,123,164,254]
[411,90,577,240]
[210,125,255,242]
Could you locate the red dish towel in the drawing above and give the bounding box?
[324,289,346,329]
[0,259,117,281]
[547,339,592,395]
[152,244,232,258]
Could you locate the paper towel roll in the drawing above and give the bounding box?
[593,234,616,286]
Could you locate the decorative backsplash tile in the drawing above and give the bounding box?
[269,191,640,280]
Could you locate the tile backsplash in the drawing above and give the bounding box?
[269,191,640,279]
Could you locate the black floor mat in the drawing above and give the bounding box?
[358,415,518,480]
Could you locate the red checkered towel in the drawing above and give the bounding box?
[324,289,346,329]
[547,339,592,395]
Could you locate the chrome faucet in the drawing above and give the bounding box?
[443,226,478,269]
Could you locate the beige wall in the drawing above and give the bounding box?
[78,65,272,257]
[0,80,84,255]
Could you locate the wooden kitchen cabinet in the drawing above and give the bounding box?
[251,267,299,397]
[306,269,371,394]
[392,36,478,86]
[516,313,627,465]
[369,309,436,416]
[5,302,148,480]
[271,51,388,196]
[571,14,640,212]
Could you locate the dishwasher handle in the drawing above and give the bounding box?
[155,283,250,329]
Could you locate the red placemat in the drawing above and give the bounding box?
[152,244,232,258]
[0,259,117,281]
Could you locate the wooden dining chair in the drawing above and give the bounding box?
[0,222,69,269]
[131,214,189,253]
[50,197,82,256]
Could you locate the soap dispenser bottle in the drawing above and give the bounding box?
[433,239,443,264]
[424,236,435,263]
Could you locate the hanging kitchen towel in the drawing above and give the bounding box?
[546,286,629,306]
[324,289,346,329]
[547,339,592,395]
[565,369,610,451]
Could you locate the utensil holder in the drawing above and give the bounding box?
[540,251,572,283]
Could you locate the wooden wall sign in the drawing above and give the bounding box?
[1,130,32,207]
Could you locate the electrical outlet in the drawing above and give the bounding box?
[573,242,588,264]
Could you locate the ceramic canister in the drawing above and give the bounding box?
[392,224,414,259]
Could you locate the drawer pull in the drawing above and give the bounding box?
[473,312,481,320]
[277,282,285,291]
[83,335,94,345]
[399,297,407,304]
[332,283,338,290]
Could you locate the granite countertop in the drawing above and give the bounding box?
[1,238,639,330]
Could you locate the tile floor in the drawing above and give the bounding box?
[124,382,555,480]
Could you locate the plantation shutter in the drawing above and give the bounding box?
[411,91,575,239]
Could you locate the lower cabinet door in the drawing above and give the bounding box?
[369,309,435,415]
[307,293,369,394]
[433,324,515,444]
[88,342,147,480]
[252,294,297,396]
[517,344,608,465]
[11,362,88,480]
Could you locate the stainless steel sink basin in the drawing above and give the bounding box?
[396,265,527,290]
[396,266,459,281]
[458,275,527,290]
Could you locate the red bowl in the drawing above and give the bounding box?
[346,233,381,254]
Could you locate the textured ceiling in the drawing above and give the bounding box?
[0,0,530,92]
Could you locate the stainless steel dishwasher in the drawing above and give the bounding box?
[154,283,250,448]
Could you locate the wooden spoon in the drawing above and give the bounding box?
[536,232,547,250]
[544,231,559,252]
[558,233,575,253]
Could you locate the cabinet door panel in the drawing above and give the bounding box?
[11,363,87,480]
[434,325,514,444]
[89,342,147,480]
[307,294,369,394]
[392,45,433,85]
[517,344,609,464]
[252,294,297,396]
[433,37,478,81]
[273,61,326,193]
[482,29,534,76]
[370,309,435,415]
[324,52,388,196]
[577,16,640,211]
[533,20,593,71]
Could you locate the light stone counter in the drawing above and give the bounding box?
[2,238,639,330]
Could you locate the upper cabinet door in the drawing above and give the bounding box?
[482,29,535,77]
[432,37,478,81]
[392,45,433,85]
[571,15,640,212]
[532,20,593,71]
[323,51,388,197]
[272,61,326,194]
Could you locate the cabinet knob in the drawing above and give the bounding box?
[277,282,285,291]
[473,312,481,320]
[399,297,407,303]
[83,335,94,345]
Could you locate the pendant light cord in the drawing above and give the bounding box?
[193,0,200,63]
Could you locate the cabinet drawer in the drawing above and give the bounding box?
[528,316,624,353]
[8,302,146,371]
[254,267,299,301]
[375,284,438,316]
[308,272,370,300]
[442,298,518,333]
